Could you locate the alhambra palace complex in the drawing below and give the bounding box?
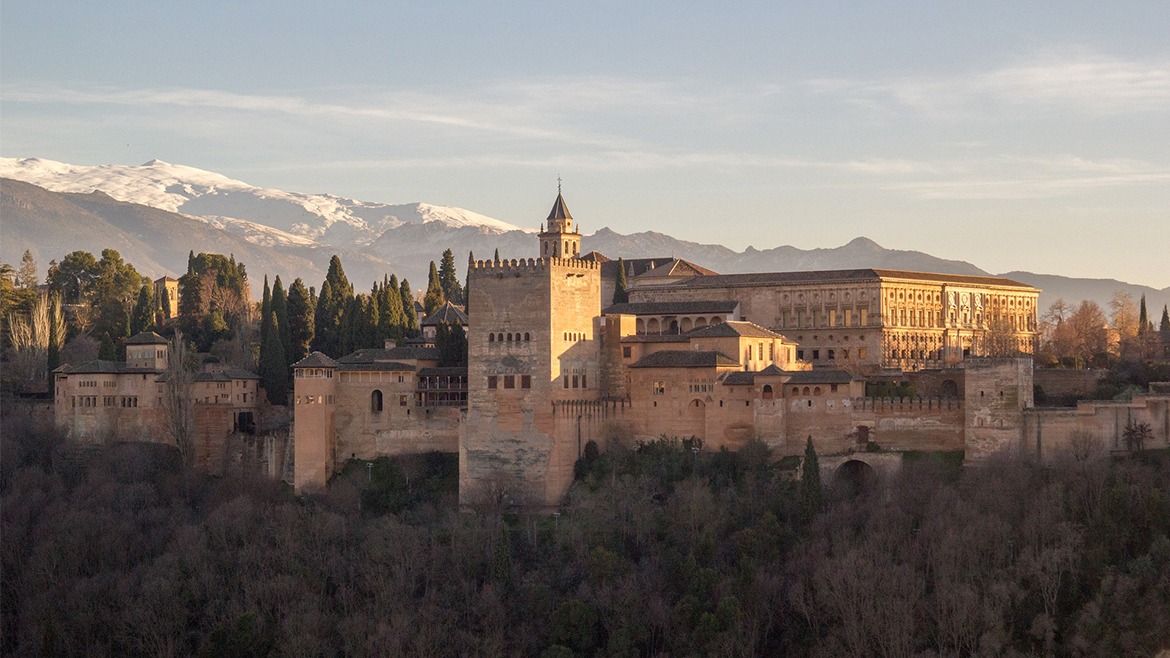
[54,192,1170,507]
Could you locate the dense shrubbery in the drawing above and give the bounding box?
[3,410,1169,657]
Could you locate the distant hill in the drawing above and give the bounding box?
[999,271,1170,319]
[3,157,1163,314]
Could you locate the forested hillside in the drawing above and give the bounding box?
[3,407,1168,657]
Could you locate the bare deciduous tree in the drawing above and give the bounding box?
[162,331,196,467]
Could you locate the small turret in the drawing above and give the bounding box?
[538,178,582,259]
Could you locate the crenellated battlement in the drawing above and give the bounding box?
[853,396,963,412]
[469,257,600,277]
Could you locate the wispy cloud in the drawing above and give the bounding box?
[809,51,1170,116]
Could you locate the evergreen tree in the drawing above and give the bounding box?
[1161,305,1170,333]
[47,294,61,376]
[1139,294,1149,334]
[400,278,419,335]
[286,278,314,364]
[186,250,196,275]
[613,258,630,304]
[438,249,464,305]
[382,274,406,340]
[130,284,154,335]
[259,310,288,405]
[17,249,38,288]
[312,256,354,357]
[493,248,500,264]
[272,276,290,362]
[436,322,468,367]
[99,333,117,361]
[259,275,271,350]
[465,251,474,315]
[800,437,823,522]
[424,261,445,315]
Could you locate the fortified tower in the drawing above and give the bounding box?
[462,189,601,508]
[292,352,339,492]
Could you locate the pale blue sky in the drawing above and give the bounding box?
[3,1,1168,287]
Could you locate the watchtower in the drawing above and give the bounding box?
[462,191,601,508]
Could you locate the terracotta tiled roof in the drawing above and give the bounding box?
[619,334,691,343]
[337,346,441,363]
[637,258,719,279]
[195,368,260,381]
[57,359,162,375]
[597,257,718,282]
[339,362,416,372]
[421,301,468,326]
[721,371,757,385]
[686,321,785,339]
[417,366,469,377]
[293,352,338,368]
[783,370,857,384]
[124,331,169,345]
[604,300,739,315]
[630,350,739,369]
[639,268,1036,290]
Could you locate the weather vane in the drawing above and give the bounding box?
[557,174,562,195]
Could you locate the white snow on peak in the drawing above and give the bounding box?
[0,156,531,241]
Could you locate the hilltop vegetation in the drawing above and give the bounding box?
[3,407,1168,657]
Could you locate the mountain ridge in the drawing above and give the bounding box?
[2,157,1164,314]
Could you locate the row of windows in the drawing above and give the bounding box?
[797,347,868,361]
[295,369,333,379]
[489,332,531,343]
[564,332,587,342]
[488,375,533,389]
[295,395,335,404]
[564,374,587,389]
[779,308,870,329]
[339,372,407,383]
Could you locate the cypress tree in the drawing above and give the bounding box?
[436,322,468,367]
[465,251,474,315]
[130,284,154,335]
[383,274,406,339]
[400,278,419,335]
[1161,305,1169,333]
[493,248,500,264]
[99,333,117,361]
[47,294,61,376]
[438,249,464,305]
[260,310,287,405]
[312,256,354,357]
[272,276,290,361]
[286,278,314,364]
[800,437,823,522]
[259,275,271,352]
[424,261,445,315]
[613,257,630,304]
[1139,294,1149,334]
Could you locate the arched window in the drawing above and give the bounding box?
[371,390,383,412]
[793,387,800,396]
[489,334,495,342]
[524,332,531,341]
[802,387,811,396]
[507,333,513,342]
[762,384,774,400]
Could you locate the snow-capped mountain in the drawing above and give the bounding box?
[0,157,529,246]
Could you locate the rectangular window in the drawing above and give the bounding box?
[622,346,632,358]
[831,384,839,393]
[858,347,868,359]
[564,376,569,389]
[828,349,835,360]
[860,309,868,325]
[845,309,853,326]
[829,309,837,326]
[581,374,587,389]
[653,380,665,395]
[572,375,579,388]
[769,343,774,360]
[757,343,764,360]
[812,349,820,360]
[488,376,498,389]
[797,349,804,360]
[521,375,531,389]
[400,395,408,406]
[504,375,515,389]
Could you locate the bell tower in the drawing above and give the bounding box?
[538,178,581,259]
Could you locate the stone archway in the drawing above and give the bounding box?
[833,459,877,497]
